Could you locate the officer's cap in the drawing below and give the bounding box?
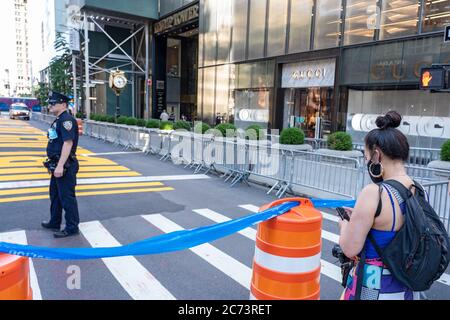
[48,91,70,104]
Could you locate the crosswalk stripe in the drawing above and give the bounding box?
[0,171,141,182]
[238,204,339,223]
[0,166,131,175]
[0,231,42,300]
[0,187,174,203]
[0,174,210,190]
[0,182,166,196]
[79,221,175,300]
[142,214,252,290]
[192,208,342,283]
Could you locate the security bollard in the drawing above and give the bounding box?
[0,253,33,300]
[250,198,322,300]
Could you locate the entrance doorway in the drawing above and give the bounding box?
[283,87,333,139]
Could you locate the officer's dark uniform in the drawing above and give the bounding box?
[42,92,80,238]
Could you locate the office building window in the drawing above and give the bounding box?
[380,0,419,40]
[248,0,267,60]
[422,0,450,33]
[288,0,314,53]
[344,0,378,45]
[314,0,343,49]
[231,0,248,62]
[267,0,288,57]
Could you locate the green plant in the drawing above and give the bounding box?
[75,112,85,119]
[160,121,174,130]
[327,132,353,151]
[126,117,138,126]
[280,128,305,145]
[146,119,160,129]
[194,122,211,134]
[90,114,97,121]
[215,123,237,137]
[106,116,116,123]
[136,119,146,127]
[99,115,108,122]
[245,124,265,140]
[116,116,128,125]
[173,120,191,131]
[441,140,450,161]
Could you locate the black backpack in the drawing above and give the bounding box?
[355,179,450,299]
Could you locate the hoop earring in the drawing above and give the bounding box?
[369,162,383,178]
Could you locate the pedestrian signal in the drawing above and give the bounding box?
[420,67,446,90]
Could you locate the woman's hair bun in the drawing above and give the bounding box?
[375,111,402,129]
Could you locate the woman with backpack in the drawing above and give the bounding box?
[338,111,449,300]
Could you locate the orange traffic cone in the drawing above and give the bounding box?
[0,253,33,300]
[250,198,322,300]
[77,119,83,136]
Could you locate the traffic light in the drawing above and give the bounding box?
[419,66,448,90]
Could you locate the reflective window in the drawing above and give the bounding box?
[422,0,450,33]
[215,64,231,123]
[344,0,377,45]
[197,68,204,120]
[216,0,232,64]
[231,0,248,62]
[248,0,267,60]
[203,66,216,125]
[380,0,419,40]
[167,38,181,77]
[288,0,314,53]
[267,0,288,57]
[203,0,217,67]
[160,0,196,17]
[314,0,343,49]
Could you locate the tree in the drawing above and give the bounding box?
[33,82,50,107]
[48,32,72,94]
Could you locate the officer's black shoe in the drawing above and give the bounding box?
[41,221,60,232]
[54,230,79,239]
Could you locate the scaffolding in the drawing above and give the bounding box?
[73,9,151,119]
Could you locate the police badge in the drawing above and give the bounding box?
[63,121,73,131]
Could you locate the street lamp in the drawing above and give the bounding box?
[109,69,127,120]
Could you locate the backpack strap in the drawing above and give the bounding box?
[355,244,367,300]
[381,180,413,201]
[375,184,383,218]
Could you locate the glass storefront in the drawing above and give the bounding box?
[422,0,450,32]
[379,0,420,40]
[314,0,343,49]
[344,0,377,45]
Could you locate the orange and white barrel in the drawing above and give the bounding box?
[250,198,322,300]
[0,253,33,300]
[77,119,83,136]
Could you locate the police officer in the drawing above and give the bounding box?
[41,91,80,238]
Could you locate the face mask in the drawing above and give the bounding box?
[367,160,383,184]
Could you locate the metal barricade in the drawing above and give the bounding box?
[146,130,163,155]
[115,125,132,149]
[133,127,150,151]
[159,131,173,161]
[422,181,450,235]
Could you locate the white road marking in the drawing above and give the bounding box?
[193,208,342,283]
[0,174,210,190]
[0,230,42,300]
[79,221,175,300]
[142,214,252,290]
[81,152,143,157]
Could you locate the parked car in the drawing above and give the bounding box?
[9,103,30,120]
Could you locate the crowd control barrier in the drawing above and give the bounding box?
[0,253,32,300]
[250,198,322,300]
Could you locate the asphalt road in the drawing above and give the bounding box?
[0,117,448,300]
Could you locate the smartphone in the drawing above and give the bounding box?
[336,207,350,221]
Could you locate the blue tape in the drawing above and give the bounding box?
[0,199,354,261]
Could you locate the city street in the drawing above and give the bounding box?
[0,117,448,300]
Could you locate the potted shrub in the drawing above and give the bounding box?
[90,114,98,121]
[215,123,237,138]
[427,140,450,178]
[316,131,363,159]
[275,128,312,151]
[194,122,211,134]
[116,116,128,125]
[173,120,192,131]
[159,121,174,131]
[99,115,108,122]
[126,117,138,126]
[106,116,116,124]
[146,119,160,131]
[136,118,146,127]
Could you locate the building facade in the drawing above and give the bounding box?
[0,0,32,97]
[151,0,450,148]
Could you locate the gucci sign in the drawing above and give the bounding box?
[282,58,336,88]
